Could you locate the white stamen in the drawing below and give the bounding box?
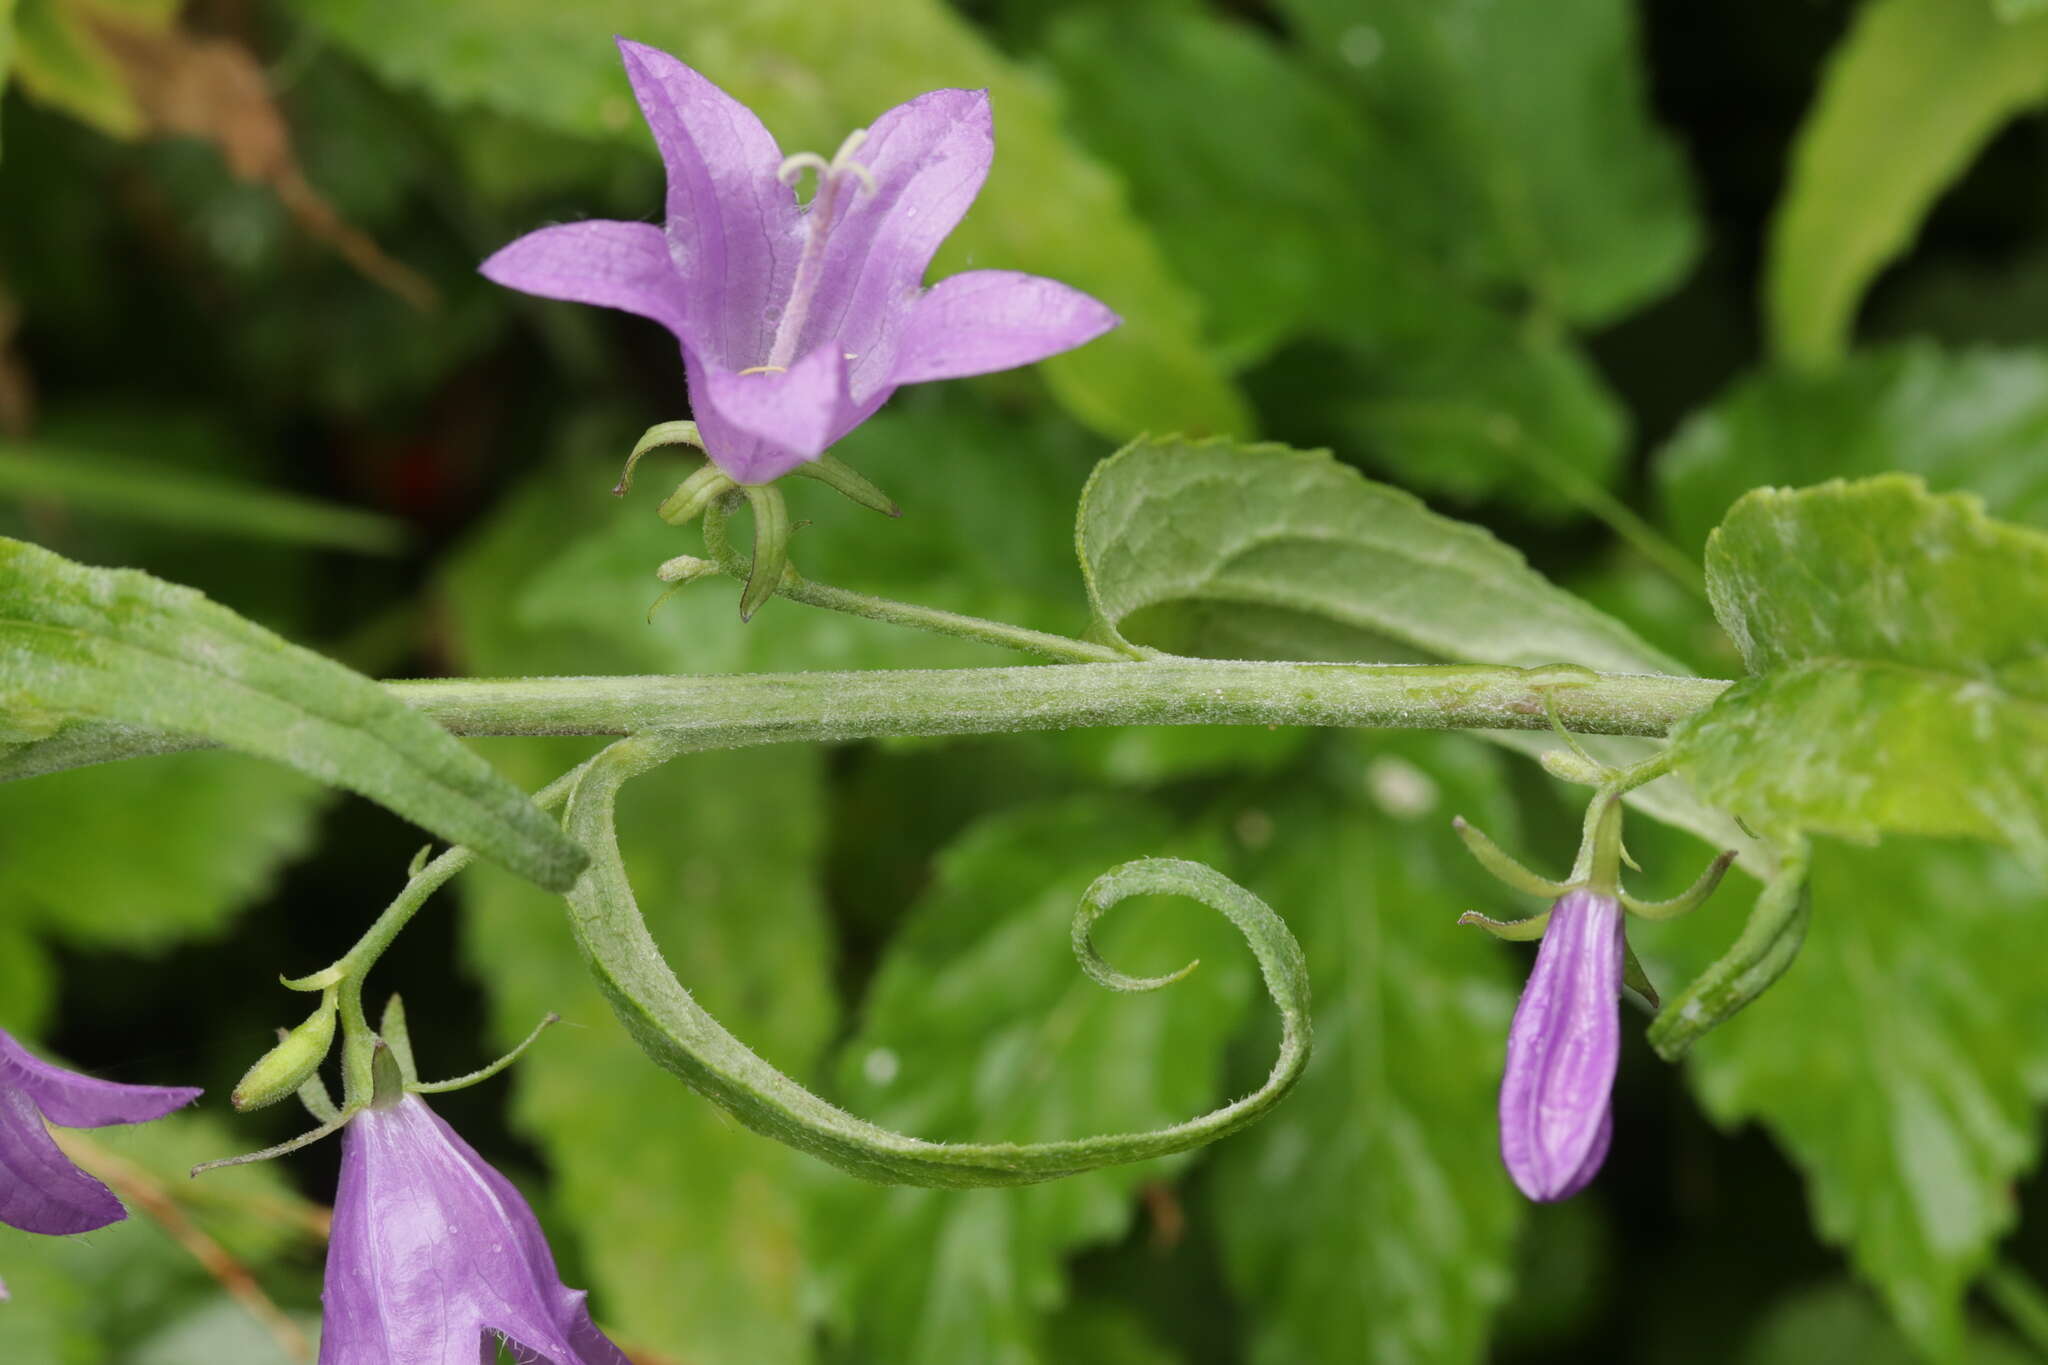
[761,125,878,372]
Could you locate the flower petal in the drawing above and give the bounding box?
[796,88,994,382]
[1498,889,1623,1202]
[693,342,855,478]
[319,1096,628,1365]
[0,1030,200,1130]
[480,221,690,339]
[617,38,801,369]
[0,1085,125,1235]
[888,270,1119,386]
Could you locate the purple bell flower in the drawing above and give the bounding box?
[0,1026,200,1238]
[319,1092,628,1365]
[1497,888,1623,1202]
[481,38,1119,485]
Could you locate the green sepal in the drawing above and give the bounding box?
[379,993,418,1089]
[231,988,338,1112]
[1456,908,1551,942]
[790,454,901,517]
[1451,816,1566,898]
[615,420,704,496]
[658,464,737,526]
[409,1012,562,1094]
[1622,936,1661,1014]
[738,483,791,623]
[368,1039,407,1109]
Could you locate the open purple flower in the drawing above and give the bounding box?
[1497,889,1623,1202]
[0,1026,199,1238]
[320,1092,627,1365]
[481,38,1119,485]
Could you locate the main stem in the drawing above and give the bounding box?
[4,662,1728,779]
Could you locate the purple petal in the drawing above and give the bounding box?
[320,1096,628,1365]
[888,270,1119,386]
[617,38,801,370]
[1498,889,1623,1202]
[796,88,994,395]
[480,221,691,340]
[0,1030,200,1130]
[0,1085,125,1235]
[693,343,855,478]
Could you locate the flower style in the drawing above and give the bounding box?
[1497,889,1623,1202]
[481,38,1119,485]
[0,1026,200,1239]
[320,1092,628,1365]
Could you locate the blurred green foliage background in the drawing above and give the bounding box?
[2,0,2048,1361]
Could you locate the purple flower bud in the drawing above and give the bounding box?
[481,39,1119,485]
[0,1027,200,1236]
[319,1093,628,1364]
[1498,889,1623,1202]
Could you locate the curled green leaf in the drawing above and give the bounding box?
[563,734,1314,1187]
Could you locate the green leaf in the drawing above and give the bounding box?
[294,0,1249,440]
[1673,477,2048,871]
[1210,734,1523,1365]
[0,536,584,890]
[1275,0,1698,326]
[0,750,326,951]
[1077,437,1679,673]
[803,800,1256,1364]
[1074,436,1754,860]
[1656,343,2048,553]
[0,441,407,554]
[1765,0,2048,368]
[1644,836,2048,1362]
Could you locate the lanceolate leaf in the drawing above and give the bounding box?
[0,536,584,890]
[295,0,1248,441]
[560,732,1311,1187]
[1211,735,1523,1365]
[1673,477,2048,872]
[1766,0,2048,369]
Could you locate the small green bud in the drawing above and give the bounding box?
[1539,746,1606,787]
[232,990,338,1112]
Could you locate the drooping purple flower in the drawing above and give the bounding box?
[0,1027,200,1237]
[320,1093,628,1365]
[481,38,1119,485]
[1498,889,1623,1202]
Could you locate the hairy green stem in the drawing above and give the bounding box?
[2,663,1729,779]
